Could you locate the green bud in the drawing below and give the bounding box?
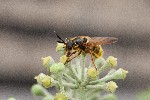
[60,55,68,64]
[56,43,65,55]
[50,62,65,74]
[54,93,68,100]
[42,56,54,68]
[87,67,99,79]
[112,68,128,80]
[31,84,45,96]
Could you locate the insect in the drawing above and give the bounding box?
[56,33,118,70]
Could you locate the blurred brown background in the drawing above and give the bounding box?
[0,0,150,100]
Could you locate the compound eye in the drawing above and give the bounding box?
[66,41,73,50]
[83,38,87,43]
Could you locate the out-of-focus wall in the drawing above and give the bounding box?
[0,0,150,99]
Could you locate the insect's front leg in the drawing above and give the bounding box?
[66,51,77,57]
[89,50,97,70]
[65,51,82,64]
[66,51,82,63]
[64,51,77,64]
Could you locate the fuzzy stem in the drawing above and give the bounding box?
[63,83,78,89]
[76,57,81,74]
[81,53,86,81]
[63,73,76,83]
[53,80,76,89]
[77,88,87,100]
[86,84,104,89]
[66,63,81,83]
[89,75,114,85]
[99,63,108,73]
[41,86,53,97]
[56,75,65,93]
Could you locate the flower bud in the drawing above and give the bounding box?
[87,67,99,79]
[42,75,53,88]
[50,62,65,74]
[112,68,128,80]
[35,73,46,85]
[60,55,68,64]
[95,57,106,69]
[42,56,54,68]
[31,84,45,96]
[56,43,65,54]
[35,73,53,88]
[105,81,118,93]
[54,93,68,100]
[106,56,117,67]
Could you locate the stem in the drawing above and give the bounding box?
[53,80,72,90]
[76,57,81,76]
[89,75,114,85]
[56,75,65,93]
[41,86,53,97]
[66,63,81,83]
[63,73,76,83]
[81,53,86,81]
[63,83,78,89]
[86,84,104,89]
[77,88,87,100]
[99,63,108,73]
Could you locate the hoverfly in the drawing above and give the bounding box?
[56,33,118,70]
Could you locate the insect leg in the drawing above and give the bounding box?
[65,51,82,64]
[89,51,97,70]
[64,51,77,64]
[66,51,77,57]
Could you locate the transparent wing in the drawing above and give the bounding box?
[86,37,118,46]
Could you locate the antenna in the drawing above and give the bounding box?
[53,31,65,44]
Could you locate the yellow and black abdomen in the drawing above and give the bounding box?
[92,45,103,58]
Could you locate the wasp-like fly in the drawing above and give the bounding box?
[56,33,118,70]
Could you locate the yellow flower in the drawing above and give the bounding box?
[99,45,104,58]
[42,56,54,67]
[106,81,118,93]
[56,43,65,52]
[60,55,68,64]
[42,75,53,88]
[54,93,68,100]
[35,73,46,84]
[35,73,53,88]
[107,56,117,67]
[87,67,99,79]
